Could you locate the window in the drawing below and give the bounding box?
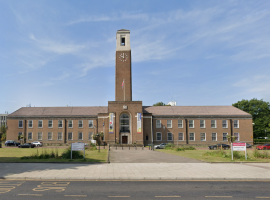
[178,120,183,128]
[156,132,162,141]
[48,120,53,128]
[28,120,33,128]
[78,132,83,140]
[28,132,32,140]
[200,120,205,128]
[146,135,148,141]
[78,120,83,128]
[212,133,217,141]
[58,132,62,140]
[178,133,184,141]
[48,132,52,140]
[234,133,239,141]
[222,120,228,128]
[189,133,195,141]
[19,120,23,128]
[18,132,23,137]
[167,132,173,141]
[68,120,73,128]
[120,114,130,132]
[88,132,93,140]
[234,120,239,128]
[38,120,43,128]
[189,120,194,128]
[68,132,73,140]
[223,133,228,141]
[121,36,125,46]
[167,120,172,128]
[211,120,216,128]
[200,133,206,141]
[88,120,93,128]
[156,120,161,128]
[58,120,63,128]
[38,132,42,140]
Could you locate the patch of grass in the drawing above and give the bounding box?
[157,149,270,162]
[253,150,270,159]
[0,147,108,162]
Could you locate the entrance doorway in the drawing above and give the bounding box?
[122,136,128,144]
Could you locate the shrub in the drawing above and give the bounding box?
[165,143,174,150]
[203,150,228,158]
[253,150,270,159]
[61,147,84,159]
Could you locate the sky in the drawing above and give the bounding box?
[1,0,270,114]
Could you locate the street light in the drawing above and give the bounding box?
[97,133,100,152]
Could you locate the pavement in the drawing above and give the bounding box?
[1,148,270,181]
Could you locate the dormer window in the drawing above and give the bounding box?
[121,36,125,46]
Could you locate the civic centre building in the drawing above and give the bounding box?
[6,29,253,145]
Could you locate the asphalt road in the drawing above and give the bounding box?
[1,180,270,199]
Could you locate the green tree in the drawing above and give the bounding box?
[232,98,270,138]
[153,102,171,106]
[0,125,7,141]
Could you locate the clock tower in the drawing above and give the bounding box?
[115,29,132,101]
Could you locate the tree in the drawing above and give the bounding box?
[0,125,7,141]
[153,102,170,106]
[232,98,270,138]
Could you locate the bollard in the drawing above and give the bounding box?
[149,146,150,150]
[135,145,137,150]
[142,146,144,150]
[109,144,110,151]
[116,145,117,150]
[129,145,130,150]
[122,145,123,150]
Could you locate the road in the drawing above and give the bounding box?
[1,180,270,199]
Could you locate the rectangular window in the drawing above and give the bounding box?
[68,132,73,140]
[234,133,239,141]
[88,132,93,140]
[156,120,161,128]
[189,120,194,128]
[28,132,32,140]
[78,120,83,128]
[19,120,23,128]
[200,120,205,128]
[178,120,183,128]
[178,133,184,141]
[212,133,217,141]
[48,132,52,140]
[38,132,42,140]
[48,120,53,128]
[58,120,63,128]
[68,120,73,128]
[234,120,239,128]
[200,133,206,141]
[38,120,43,128]
[222,120,228,128]
[156,132,162,141]
[78,132,83,140]
[88,120,93,128]
[189,133,195,141]
[167,120,172,128]
[58,132,63,140]
[167,132,173,141]
[28,120,33,128]
[211,120,216,128]
[223,133,228,141]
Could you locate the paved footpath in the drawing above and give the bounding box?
[1,162,270,180]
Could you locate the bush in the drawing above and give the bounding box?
[253,150,270,159]
[175,146,196,151]
[61,147,84,159]
[165,143,174,150]
[254,139,270,144]
[203,150,228,158]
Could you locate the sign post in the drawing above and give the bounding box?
[71,143,85,159]
[232,143,247,160]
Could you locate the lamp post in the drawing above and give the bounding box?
[265,129,267,139]
[97,133,100,152]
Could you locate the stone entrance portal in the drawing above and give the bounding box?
[122,136,128,144]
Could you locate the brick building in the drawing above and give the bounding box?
[6,29,253,145]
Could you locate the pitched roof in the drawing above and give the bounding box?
[8,107,108,118]
[143,106,251,117]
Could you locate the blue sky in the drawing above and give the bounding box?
[1,0,270,114]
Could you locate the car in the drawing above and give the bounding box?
[208,144,230,150]
[5,140,20,147]
[31,141,43,147]
[256,144,270,150]
[246,143,252,148]
[18,143,35,148]
[154,143,167,149]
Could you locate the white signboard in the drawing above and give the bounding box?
[232,143,246,151]
[71,143,85,159]
[71,143,84,151]
[231,143,247,160]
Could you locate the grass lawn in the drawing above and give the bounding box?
[0,147,108,163]
[156,149,270,162]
